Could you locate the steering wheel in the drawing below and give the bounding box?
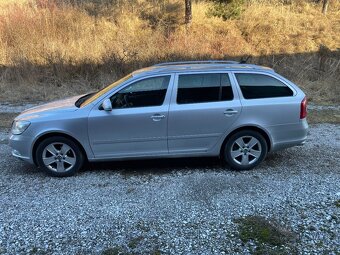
[122,94,133,108]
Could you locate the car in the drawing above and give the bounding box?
[9,60,308,177]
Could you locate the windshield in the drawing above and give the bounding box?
[80,74,132,107]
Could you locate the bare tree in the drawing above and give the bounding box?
[322,0,329,14]
[185,0,192,24]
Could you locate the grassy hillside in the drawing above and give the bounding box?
[0,0,339,103]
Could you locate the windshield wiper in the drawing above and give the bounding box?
[75,93,95,108]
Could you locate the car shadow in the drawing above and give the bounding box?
[84,156,225,176]
[84,149,293,176]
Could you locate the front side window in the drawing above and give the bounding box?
[177,73,233,104]
[110,76,170,108]
[235,73,294,99]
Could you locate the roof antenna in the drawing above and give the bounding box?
[239,55,252,64]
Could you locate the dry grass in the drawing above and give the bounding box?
[0,0,28,7]
[0,0,339,104]
[239,1,340,54]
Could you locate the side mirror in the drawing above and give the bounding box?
[102,99,112,111]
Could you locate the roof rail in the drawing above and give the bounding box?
[154,60,239,66]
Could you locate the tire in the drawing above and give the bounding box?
[223,130,268,171]
[35,136,84,177]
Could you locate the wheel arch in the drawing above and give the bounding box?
[32,132,88,166]
[220,125,272,157]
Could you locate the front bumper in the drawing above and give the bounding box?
[9,133,34,164]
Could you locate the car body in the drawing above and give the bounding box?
[9,61,308,176]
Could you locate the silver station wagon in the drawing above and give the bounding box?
[9,61,308,177]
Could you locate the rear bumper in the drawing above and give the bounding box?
[8,133,34,164]
[268,119,308,152]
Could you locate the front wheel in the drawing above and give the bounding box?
[223,130,268,170]
[36,136,84,177]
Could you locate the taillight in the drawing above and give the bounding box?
[300,97,307,119]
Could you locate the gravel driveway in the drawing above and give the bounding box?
[0,124,339,255]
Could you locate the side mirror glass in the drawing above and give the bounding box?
[102,99,112,111]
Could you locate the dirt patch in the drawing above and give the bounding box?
[308,109,340,124]
[236,216,297,255]
[0,113,16,129]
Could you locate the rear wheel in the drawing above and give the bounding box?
[36,136,84,177]
[223,130,267,170]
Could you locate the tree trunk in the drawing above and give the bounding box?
[185,0,192,24]
[322,0,329,14]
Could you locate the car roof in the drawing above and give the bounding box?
[132,61,274,77]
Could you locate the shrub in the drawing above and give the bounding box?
[140,0,183,37]
[207,0,245,20]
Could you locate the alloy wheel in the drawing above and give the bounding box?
[230,136,262,166]
[42,143,76,172]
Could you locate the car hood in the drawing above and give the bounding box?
[16,95,83,120]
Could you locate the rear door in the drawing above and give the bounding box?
[167,72,242,154]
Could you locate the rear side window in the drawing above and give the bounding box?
[177,73,233,104]
[110,76,170,108]
[235,73,294,99]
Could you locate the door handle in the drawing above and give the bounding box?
[224,109,238,116]
[151,114,165,121]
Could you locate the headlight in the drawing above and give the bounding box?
[11,120,31,135]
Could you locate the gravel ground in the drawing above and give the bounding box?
[0,124,339,255]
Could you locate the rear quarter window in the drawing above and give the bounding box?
[235,73,294,99]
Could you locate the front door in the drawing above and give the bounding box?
[88,75,173,158]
